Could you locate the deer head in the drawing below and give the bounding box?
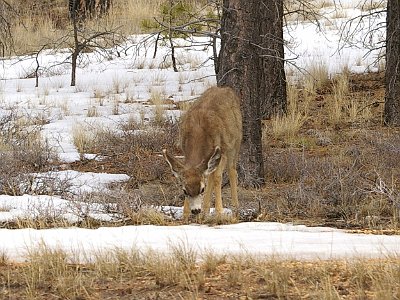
[163,146,221,215]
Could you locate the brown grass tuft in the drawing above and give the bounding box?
[1,242,400,299]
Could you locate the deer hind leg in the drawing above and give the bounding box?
[228,166,239,213]
[213,155,227,215]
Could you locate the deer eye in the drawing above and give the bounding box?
[200,187,205,194]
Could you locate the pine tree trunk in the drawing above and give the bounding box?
[217,0,286,187]
[384,1,400,126]
[259,2,287,119]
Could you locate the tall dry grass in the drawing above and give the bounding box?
[329,71,350,124]
[4,0,213,56]
[269,61,330,143]
[72,123,97,158]
[2,244,399,299]
[108,0,165,35]
[270,82,309,143]
[328,71,375,125]
[3,0,161,56]
[149,89,168,124]
[305,60,330,92]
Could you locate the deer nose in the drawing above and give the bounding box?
[191,208,201,215]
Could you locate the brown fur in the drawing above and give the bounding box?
[163,86,242,219]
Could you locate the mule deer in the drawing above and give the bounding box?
[163,86,242,219]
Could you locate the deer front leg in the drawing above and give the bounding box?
[183,198,190,221]
[214,157,226,215]
[202,175,214,215]
[214,173,223,214]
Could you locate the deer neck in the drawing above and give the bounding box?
[182,130,216,169]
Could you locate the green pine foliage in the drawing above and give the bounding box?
[141,0,219,38]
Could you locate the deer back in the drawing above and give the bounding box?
[179,86,242,169]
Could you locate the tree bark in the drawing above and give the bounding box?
[71,51,78,87]
[259,2,287,119]
[71,12,79,87]
[217,0,286,187]
[384,1,400,126]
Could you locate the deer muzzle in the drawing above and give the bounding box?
[189,195,202,215]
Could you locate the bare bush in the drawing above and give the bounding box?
[0,109,60,195]
[265,150,306,184]
[71,118,179,186]
[76,188,174,225]
[262,129,400,228]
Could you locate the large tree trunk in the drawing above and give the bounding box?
[260,2,287,119]
[217,0,287,187]
[384,1,400,126]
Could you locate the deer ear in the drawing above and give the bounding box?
[163,149,183,177]
[205,146,221,176]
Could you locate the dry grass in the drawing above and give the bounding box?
[305,60,330,92]
[87,104,99,117]
[331,9,348,19]
[151,72,167,86]
[149,89,168,124]
[329,72,350,125]
[109,0,165,35]
[262,135,399,228]
[1,245,400,299]
[3,0,163,56]
[72,123,97,158]
[258,71,398,229]
[8,17,59,56]
[267,75,311,143]
[111,75,129,95]
[3,0,216,57]
[112,96,120,115]
[326,71,377,125]
[358,0,387,12]
[270,83,308,142]
[316,0,335,9]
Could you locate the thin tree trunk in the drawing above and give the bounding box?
[71,52,78,86]
[153,33,160,59]
[71,12,80,86]
[169,35,178,72]
[167,0,178,72]
[217,0,286,187]
[384,0,400,126]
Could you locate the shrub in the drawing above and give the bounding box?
[72,118,179,186]
[0,110,59,195]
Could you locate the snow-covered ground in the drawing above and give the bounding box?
[1,222,400,263]
[0,3,395,262]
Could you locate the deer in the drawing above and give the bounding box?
[163,86,242,220]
